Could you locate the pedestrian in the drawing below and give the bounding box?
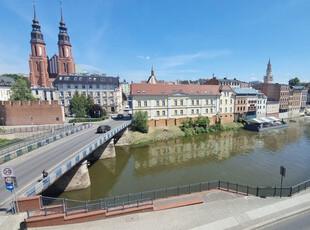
[42,169,48,178]
[73,122,75,126]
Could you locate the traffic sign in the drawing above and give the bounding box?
[5,177,13,184]
[1,166,15,177]
[6,184,14,191]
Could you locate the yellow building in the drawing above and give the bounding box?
[131,83,234,122]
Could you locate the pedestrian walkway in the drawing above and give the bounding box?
[1,188,310,230]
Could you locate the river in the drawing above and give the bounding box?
[57,117,310,201]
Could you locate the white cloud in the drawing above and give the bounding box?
[137,56,151,60]
[157,50,231,68]
[79,64,103,73]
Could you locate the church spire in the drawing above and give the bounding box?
[58,1,71,46]
[264,59,274,84]
[266,59,272,76]
[147,66,157,84]
[30,0,45,44]
[151,66,154,76]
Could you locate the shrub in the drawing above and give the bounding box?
[132,111,149,133]
[69,118,103,123]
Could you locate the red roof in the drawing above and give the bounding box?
[131,83,232,96]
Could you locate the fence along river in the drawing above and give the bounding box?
[54,117,310,201]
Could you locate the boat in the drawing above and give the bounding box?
[243,116,288,132]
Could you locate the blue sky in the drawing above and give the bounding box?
[0,0,310,84]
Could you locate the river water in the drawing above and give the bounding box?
[58,118,310,201]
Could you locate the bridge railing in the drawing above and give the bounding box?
[21,120,132,198]
[26,178,310,218]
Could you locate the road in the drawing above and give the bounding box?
[262,210,310,230]
[0,118,129,208]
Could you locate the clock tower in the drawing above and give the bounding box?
[57,3,75,75]
[29,2,49,87]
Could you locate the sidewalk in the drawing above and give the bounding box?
[1,189,310,230]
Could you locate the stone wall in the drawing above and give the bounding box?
[0,100,64,125]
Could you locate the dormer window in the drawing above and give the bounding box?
[143,90,146,93]
[79,77,82,81]
[205,91,207,93]
[137,90,140,93]
[162,90,165,93]
[74,77,77,81]
[59,77,63,80]
[93,78,96,81]
[191,91,194,94]
[89,78,92,81]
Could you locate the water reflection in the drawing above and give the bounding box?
[58,118,310,201]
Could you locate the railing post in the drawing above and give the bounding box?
[44,207,47,216]
[62,198,65,213]
[236,183,238,194]
[85,201,88,213]
[27,210,30,219]
[218,180,221,189]
[274,187,276,197]
[154,190,156,200]
[208,181,210,190]
[227,182,230,191]
[99,198,102,210]
[247,185,249,196]
[200,183,202,192]
[178,186,180,196]
[290,187,293,197]
[166,188,168,198]
[40,196,43,208]
[256,187,259,196]
[137,199,139,207]
[189,184,191,194]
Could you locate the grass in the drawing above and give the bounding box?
[0,138,23,149]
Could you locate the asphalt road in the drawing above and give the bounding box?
[0,118,129,208]
[263,210,310,230]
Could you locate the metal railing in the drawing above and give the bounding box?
[0,124,75,134]
[0,124,83,156]
[26,178,310,219]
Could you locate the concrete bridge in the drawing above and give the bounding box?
[0,119,131,208]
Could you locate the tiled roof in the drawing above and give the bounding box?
[131,83,229,96]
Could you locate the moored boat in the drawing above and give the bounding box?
[243,116,288,132]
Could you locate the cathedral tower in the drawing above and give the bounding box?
[57,2,75,75]
[264,59,274,84]
[29,2,49,87]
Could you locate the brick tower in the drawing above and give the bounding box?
[29,2,49,87]
[57,3,75,75]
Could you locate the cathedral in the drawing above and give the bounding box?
[29,2,75,88]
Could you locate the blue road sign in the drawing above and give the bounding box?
[6,184,14,191]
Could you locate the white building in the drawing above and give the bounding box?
[0,76,15,101]
[53,74,122,114]
[31,86,59,102]
[256,91,267,118]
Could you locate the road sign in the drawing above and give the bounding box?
[6,184,14,191]
[4,177,13,184]
[1,166,15,177]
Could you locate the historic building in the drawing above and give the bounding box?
[53,74,122,114]
[234,88,259,119]
[29,2,75,88]
[266,101,279,118]
[256,91,267,118]
[0,76,15,101]
[203,76,251,89]
[264,59,274,84]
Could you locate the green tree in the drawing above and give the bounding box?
[89,104,104,118]
[69,91,86,117]
[10,79,36,101]
[85,94,94,115]
[288,77,301,86]
[132,111,149,133]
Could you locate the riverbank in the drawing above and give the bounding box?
[116,122,243,146]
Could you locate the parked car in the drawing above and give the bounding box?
[124,105,130,111]
[97,125,111,133]
[116,114,124,119]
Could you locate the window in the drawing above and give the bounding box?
[162,110,166,116]
[97,99,100,104]
[162,100,165,106]
[39,46,42,56]
[90,92,93,96]
[192,100,194,105]
[225,99,227,104]
[174,110,177,115]
[220,99,222,105]
[96,85,100,89]
[197,100,199,105]
[68,92,71,97]
[61,100,64,105]
[230,107,232,112]
[180,110,184,115]
[144,101,147,107]
[82,85,86,89]
[211,108,213,113]
[191,109,194,114]
[75,85,78,89]
[230,99,232,104]
[196,109,199,114]
[67,84,71,89]
[220,108,222,113]
[211,100,213,105]
[206,109,208,113]
[225,108,227,113]
[180,100,183,106]
[89,85,93,89]
[206,100,209,105]
[174,100,178,106]
[60,92,64,97]
[96,92,100,97]
[157,111,160,116]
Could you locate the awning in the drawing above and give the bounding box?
[251,117,280,124]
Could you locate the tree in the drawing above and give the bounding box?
[10,79,37,101]
[85,94,94,115]
[1,74,31,88]
[288,77,301,86]
[69,91,86,117]
[89,104,104,118]
[132,111,149,133]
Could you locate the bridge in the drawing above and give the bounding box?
[0,118,131,208]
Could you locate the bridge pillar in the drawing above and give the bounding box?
[65,160,91,192]
[100,138,116,159]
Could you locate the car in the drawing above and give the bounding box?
[116,114,124,119]
[124,105,130,111]
[97,125,111,133]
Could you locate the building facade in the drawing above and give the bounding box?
[53,74,121,114]
[256,91,267,118]
[218,86,235,121]
[266,101,279,118]
[0,76,15,101]
[234,88,258,119]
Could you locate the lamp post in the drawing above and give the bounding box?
[280,166,286,198]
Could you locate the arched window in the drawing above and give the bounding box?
[62,47,65,57]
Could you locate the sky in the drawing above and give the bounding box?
[0,0,310,84]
